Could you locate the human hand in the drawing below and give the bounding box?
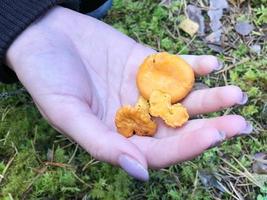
[6,7,252,181]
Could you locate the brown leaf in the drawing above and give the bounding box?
[160,0,172,6]
[187,5,205,36]
[252,152,267,174]
[207,0,229,45]
[205,30,223,44]
[262,103,267,120]
[198,170,226,192]
[47,148,54,162]
[250,44,261,54]
[192,83,210,91]
[235,21,254,36]
[208,0,228,31]
[207,44,224,53]
[229,0,246,5]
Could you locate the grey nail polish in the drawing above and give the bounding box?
[208,131,226,149]
[118,154,149,181]
[214,61,223,71]
[238,92,248,105]
[240,122,253,135]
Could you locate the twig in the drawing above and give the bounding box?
[72,171,91,188]
[31,140,43,164]
[191,170,199,198]
[3,130,11,145]
[178,35,197,54]
[82,159,100,171]
[215,58,250,74]
[1,106,11,122]
[229,181,244,200]
[68,144,79,164]
[221,157,263,188]
[22,167,48,200]
[8,193,14,200]
[44,161,72,168]
[0,152,17,184]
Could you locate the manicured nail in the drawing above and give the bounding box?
[118,154,149,181]
[238,92,248,105]
[208,131,226,149]
[214,61,223,71]
[240,122,253,135]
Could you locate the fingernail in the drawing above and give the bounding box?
[240,122,253,135]
[208,131,226,149]
[118,154,149,181]
[238,92,248,105]
[214,61,223,71]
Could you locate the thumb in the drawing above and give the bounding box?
[45,101,149,181]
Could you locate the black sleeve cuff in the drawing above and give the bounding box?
[0,0,65,83]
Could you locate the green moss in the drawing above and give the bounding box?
[1,150,38,198]
[31,169,79,198]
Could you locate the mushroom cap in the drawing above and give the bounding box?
[137,52,195,103]
[149,90,189,127]
[162,103,189,127]
[149,90,170,117]
[135,96,149,113]
[115,106,157,137]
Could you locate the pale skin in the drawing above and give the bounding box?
[6,7,251,180]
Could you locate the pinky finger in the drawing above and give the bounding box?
[135,128,226,169]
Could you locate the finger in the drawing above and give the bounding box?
[182,85,247,116]
[180,55,221,76]
[154,115,252,139]
[131,128,225,168]
[41,97,149,181]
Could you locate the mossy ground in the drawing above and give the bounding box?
[0,0,266,199]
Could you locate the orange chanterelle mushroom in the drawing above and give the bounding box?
[149,90,189,127]
[115,97,157,137]
[137,52,195,103]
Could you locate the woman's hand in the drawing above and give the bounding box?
[6,7,252,181]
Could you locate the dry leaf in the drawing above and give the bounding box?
[253,152,267,174]
[252,174,267,187]
[187,5,205,36]
[205,30,223,44]
[207,0,229,45]
[250,44,261,54]
[262,103,267,122]
[192,83,210,91]
[198,170,226,192]
[208,0,229,32]
[235,21,254,35]
[207,44,224,53]
[160,0,172,6]
[47,148,54,162]
[179,18,199,37]
[229,0,246,5]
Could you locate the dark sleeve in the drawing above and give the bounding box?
[0,0,79,83]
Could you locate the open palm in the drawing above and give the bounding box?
[6,7,251,181]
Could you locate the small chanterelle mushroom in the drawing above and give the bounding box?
[149,90,189,127]
[135,96,150,113]
[115,52,195,137]
[115,105,157,138]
